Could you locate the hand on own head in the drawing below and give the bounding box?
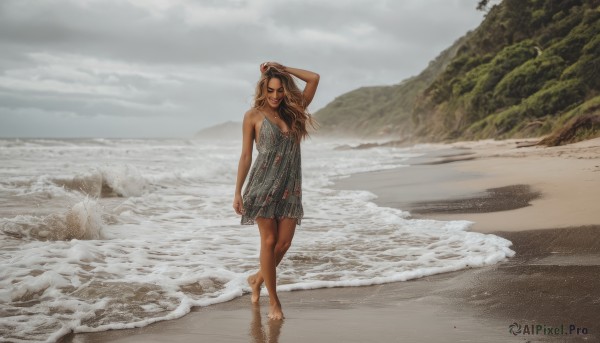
[260,61,284,74]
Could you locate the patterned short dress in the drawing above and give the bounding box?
[241,114,303,225]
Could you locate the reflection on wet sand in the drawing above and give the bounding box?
[250,304,283,343]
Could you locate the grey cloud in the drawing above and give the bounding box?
[0,0,484,138]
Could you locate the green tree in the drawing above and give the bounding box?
[477,0,491,11]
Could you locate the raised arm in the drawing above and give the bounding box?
[233,110,257,215]
[261,62,320,109]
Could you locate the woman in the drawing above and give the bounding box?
[233,61,319,320]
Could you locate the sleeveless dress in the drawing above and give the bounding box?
[241,114,303,225]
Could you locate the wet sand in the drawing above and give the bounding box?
[337,138,600,232]
[63,138,600,343]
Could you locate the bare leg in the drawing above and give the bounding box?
[247,262,282,305]
[248,218,296,304]
[255,218,284,320]
[247,274,263,304]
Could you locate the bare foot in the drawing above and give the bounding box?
[247,274,262,304]
[268,302,284,320]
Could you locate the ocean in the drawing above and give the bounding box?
[0,137,514,342]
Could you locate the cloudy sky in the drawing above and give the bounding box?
[0,0,485,138]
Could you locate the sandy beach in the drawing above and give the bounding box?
[63,138,600,343]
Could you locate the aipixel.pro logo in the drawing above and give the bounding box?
[509,322,589,336]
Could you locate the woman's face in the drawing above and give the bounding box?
[266,77,284,110]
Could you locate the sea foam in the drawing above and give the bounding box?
[0,138,514,342]
[0,198,104,241]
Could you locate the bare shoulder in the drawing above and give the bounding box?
[243,108,262,125]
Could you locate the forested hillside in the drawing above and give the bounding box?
[315,34,470,138]
[316,0,600,145]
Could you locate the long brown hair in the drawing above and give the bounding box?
[254,67,315,142]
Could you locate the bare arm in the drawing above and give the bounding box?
[233,110,256,215]
[261,62,320,109]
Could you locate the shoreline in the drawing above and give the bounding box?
[63,138,600,343]
[64,227,600,343]
[336,138,600,232]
